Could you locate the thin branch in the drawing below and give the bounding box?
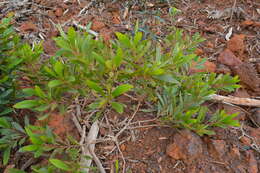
[88,144,106,173]
[71,113,83,133]
[80,121,105,173]
[78,0,94,16]
[115,102,141,139]
[210,94,260,107]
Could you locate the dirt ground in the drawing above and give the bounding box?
[1,0,260,172]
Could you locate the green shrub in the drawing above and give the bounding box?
[157,73,240,135]
[0,17,43,167]
[14,26,240,134]
[0,19,241,172]
[0,17,21,116]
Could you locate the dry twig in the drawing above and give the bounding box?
[210,94,260,107]
[78,0,94,16]
[80,120,106,173]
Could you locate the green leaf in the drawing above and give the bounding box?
[154,74,180,84]
[48,80,63,88]
[34,105,50,112]
[12,122,25,133]
[34,86,46,98]
[13,100,39,109]
[49,159,70,171]
[196,128,215,136]
[19,145,39,152]
[22,88,36,96]
[134,32,142,45]
[44,66,56,77]
[92,52,105,65]
[0,117,11,128]
[3,146,11,165]
[54,61,64,77]
[34,149,43,158]
[88,102,100,109]
[115,160,119,173]
[0,108,13,115]
[111,102,124,114]
[115,32,130,47]
[113,47,123,68]
[86,80,104,95]
[38,114,50,121]
[112,84,133,98]
[228,120,240,127]
[6,168,26,173]
[155,44,161,62]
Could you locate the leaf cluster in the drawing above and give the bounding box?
[0,18,242,172]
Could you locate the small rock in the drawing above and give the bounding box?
[190,60,216,73]
[99,127,106,136]
[100,27,113,43]
[120,144,126,151]
[48,10,56,19]
[233,63,260,91]
[211,140,227,158]
[241,20,260,28]
[166,130,203,161]
[250,109,260,126]
[218,49,242,67]
[197,20,206,27]
[239,136,251,146]
[233,89,250,98]
[204,26,216,33]
[35,113,78,140]
[195,48,204,56]
[91,19,106,31]
[216,64,232,74]
[248,151,258,173]
[112,11,121,24]
[55,8,63,17]
[249,128,260,146]
[256,63,260,74]
[206,41,214,48]
[19,22,37,32]
[227,34,246,59]
[230,145,240,158]
[241,20,254,26]
[43,39,58,56]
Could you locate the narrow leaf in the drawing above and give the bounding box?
[0,117,11,128]
[34,86,46,98]
[48,80,63,88]
[49,159,70,171]
[112,84,133,98]
[54,61,64,77]
[3,147,11,165]
[13,100,39,109]
[19,145,39,152]
[111,102,124,114]
[86,80,104,95]
[154,74,180,84]
[113,47,123,68]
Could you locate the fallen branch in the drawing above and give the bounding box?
[80,120,105,173]
[210,94,260,107]
[88,144,106,173]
